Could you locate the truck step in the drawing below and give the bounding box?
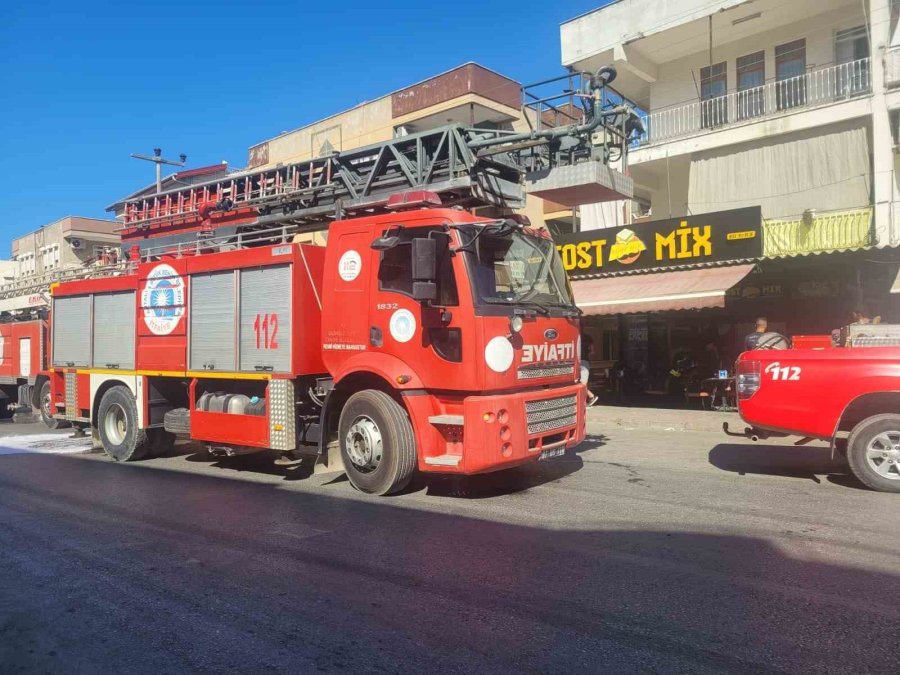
[428,415,464,426]
[424,454,462,467]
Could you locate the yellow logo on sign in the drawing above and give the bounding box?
[727,230,756,241]
[608,229,647,265]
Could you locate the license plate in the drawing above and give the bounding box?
[539,447,566,461]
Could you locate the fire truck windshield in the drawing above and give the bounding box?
[460,226,575,311]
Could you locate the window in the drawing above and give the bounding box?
[775,39,806,110]
[18,253,35,276]
[40,244,60,271]
[700,62,728,129]
[378,227,459,306]
[736,51,765,120]
[835,26,870,97]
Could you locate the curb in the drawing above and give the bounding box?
[586,405,740,434]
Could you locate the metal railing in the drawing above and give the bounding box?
[634,58,871,148]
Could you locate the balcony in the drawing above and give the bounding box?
[634,58,871,148]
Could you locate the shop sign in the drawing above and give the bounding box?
[555,207,762,276]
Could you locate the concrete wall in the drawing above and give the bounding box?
[561,0,744,67]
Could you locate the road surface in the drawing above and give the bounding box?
[1,419,898,673]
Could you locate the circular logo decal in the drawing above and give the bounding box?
[141,264,185,336]
[484,336,515,373]
[389,309,416,344]
[338,250,362,282]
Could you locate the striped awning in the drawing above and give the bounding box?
[572,264,756,316]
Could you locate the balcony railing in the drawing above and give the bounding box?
[634,58,871,148]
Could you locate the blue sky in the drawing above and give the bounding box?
[0,0,609,255]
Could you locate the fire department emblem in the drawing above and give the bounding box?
[141,264,185,336]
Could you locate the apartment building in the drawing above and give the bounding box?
[558,0,900,402]
[11,216,120,277]
[245,62,577,234]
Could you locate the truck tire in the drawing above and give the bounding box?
[338,390,417,496]
[163,408,191,435]
[38,380,68,430]
[846,414,900,493]
[97,386,151,462]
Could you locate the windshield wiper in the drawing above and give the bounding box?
[482,297,550,315]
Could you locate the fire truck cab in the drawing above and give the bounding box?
[43,201,587,494]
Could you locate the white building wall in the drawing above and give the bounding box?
[649,6,866,113]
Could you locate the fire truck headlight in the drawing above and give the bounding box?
[485,336,514,373]
[509,315,523,334]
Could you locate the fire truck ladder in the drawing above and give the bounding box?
[118,68,639,250]
[0,263,129,315]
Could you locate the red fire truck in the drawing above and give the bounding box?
[730,325,900,493]
[37,69,638,494]
[0,319,48,422]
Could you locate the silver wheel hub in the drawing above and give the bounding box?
[345,415,383,472]
[865,432,900,480]
[104,403,128,446]
[42,392,51,417]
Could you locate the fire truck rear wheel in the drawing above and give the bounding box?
[97,386,151,462]
[338,390,416,496]
[846,414,900,493]
[38,380,68,430]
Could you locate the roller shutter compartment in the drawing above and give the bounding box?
[92,292,136,369]
[239,265,292,373]
[52,295,91,368]
[189,271,236,371]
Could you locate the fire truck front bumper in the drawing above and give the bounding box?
[412,383,588,475]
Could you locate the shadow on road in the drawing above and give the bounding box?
[0,448,897,673]
[161,436,607,499]
[708,442,865,488]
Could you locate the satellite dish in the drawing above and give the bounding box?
[70,238,83,250]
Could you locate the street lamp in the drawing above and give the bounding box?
[130,148,188,194]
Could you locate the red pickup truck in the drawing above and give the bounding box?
[732,326,900,493]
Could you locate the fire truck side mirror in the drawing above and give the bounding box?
[371,235,400,251]
[411,237,438,303]
[411,238,437,282]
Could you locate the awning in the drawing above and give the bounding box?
[572,264,756,316]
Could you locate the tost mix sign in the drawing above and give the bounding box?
[554,206,762,277]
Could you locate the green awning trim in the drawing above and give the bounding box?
[763,207,873,257]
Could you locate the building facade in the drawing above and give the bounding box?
[245,62,577,234]
[11,216,120,278]
[559,0,900,402]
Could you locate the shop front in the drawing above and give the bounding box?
[556,207,900,406]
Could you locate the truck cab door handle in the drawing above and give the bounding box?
[370,326,383,348]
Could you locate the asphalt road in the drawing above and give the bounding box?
[1,419,898,674]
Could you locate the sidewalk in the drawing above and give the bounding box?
[587,404,740,434]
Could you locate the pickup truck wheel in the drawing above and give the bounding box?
[847,414,900,493]
[338,390,416,496]
[97,386,150,462]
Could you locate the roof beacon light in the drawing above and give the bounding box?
[386,190,442,211]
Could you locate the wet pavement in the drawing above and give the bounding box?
[1,419,898,673]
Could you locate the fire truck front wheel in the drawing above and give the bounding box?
[847,414,900,493]
[338,390,417,496]
[97,386,151,462]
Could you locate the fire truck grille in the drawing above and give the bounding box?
[525,395,577,435]
[517,362,575,380]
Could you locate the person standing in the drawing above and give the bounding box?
[744,317,768,351]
